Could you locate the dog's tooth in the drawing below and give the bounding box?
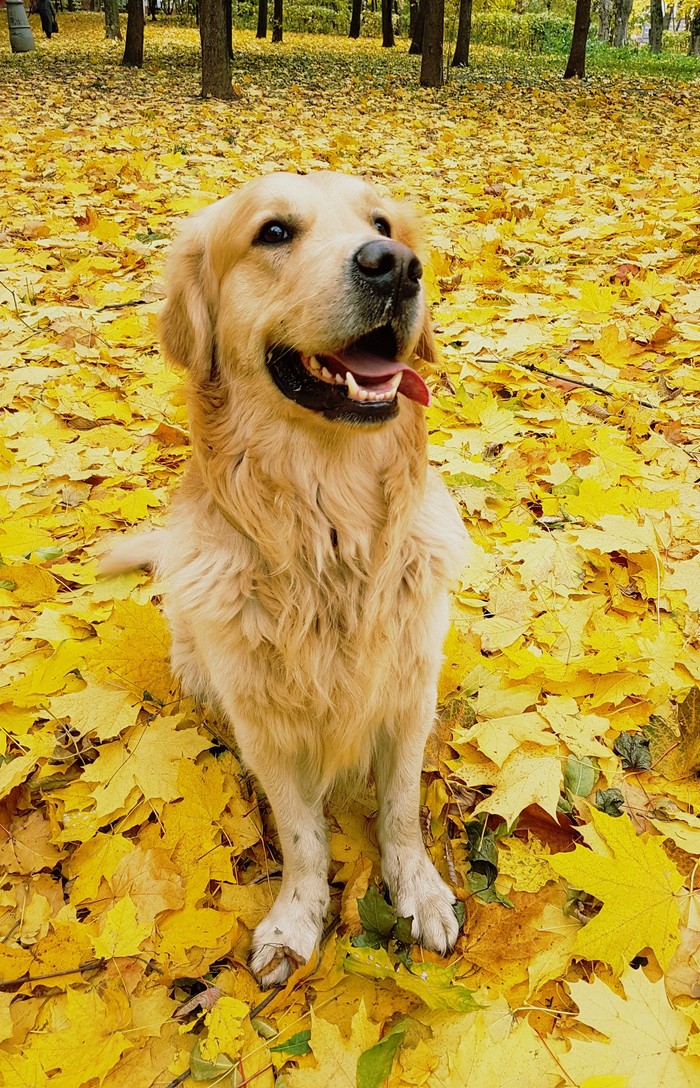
[309,356,321,371]
[335,373,344,385]
[388,372,402,394]
[345,372,361,400]
[358,388,369,401]
[321,366,334,382]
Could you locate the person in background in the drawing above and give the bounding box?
[35,0,59,38]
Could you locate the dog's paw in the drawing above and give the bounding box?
[383,851,460,955]
[249,893,328,987]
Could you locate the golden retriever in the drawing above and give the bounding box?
[105,172,470,986]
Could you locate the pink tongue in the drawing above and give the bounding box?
[326,351,431,407]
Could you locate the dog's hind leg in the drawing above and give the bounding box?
[373,695,460,955]
[244,750,330,987]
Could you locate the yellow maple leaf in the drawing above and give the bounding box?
[286,1003,380,1088]
[452,1014,563,1087]
[199,996,249,1062]
[472,742,563,826]
[565,970,699,1088]
[89,599,172,702]
[91,894,152,958]
[549,809,683,973]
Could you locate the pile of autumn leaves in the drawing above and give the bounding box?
[1,15,700,1088]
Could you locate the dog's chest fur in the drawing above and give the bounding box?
[160,415,467,779]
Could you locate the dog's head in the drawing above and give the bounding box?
[160,172,436,427]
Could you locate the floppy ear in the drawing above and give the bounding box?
[159,220,216,380]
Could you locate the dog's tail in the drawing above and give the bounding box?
[100,531,164,576]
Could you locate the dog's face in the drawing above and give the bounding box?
[160,172,436,427]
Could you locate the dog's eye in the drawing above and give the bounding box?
[373,217,391,238]
[257,221,293,245]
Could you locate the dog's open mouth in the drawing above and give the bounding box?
[266,326,431,423]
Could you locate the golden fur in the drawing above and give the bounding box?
[105,173,470,985]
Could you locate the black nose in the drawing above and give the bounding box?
[354,239,423,299]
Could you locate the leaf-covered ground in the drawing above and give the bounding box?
[2,15,700,1087]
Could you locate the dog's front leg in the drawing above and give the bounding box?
[374,703,460,955]
[246,755,330,987]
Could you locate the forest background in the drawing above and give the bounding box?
[1,7,700,1088]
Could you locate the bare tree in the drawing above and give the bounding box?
[419,0,444,86]
[257,0,267,37]
[597,0,612,40]
[611,0,633,45]
[349,0,362,37]
[225,0,233,60]
[451,0,472,66]
[272,0,283,41]
[382,0,394,46]
[409,0,425,53]
[690,7,700,54]
[648,0,663,51]
[200,0,233,99]
[564,0,591,77]
[104,0,122,39]
[122,0,144,66]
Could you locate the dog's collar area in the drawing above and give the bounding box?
[266,345,401,424]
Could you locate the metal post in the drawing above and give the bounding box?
[6,0,36,51]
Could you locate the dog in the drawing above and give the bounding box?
[104,172,470,985]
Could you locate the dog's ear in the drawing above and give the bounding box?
[159,220,215,380]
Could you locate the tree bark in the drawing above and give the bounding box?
[103,0,122,39]
[272,0,282,41]
[349,0,361,37]
[409,0,418,34]
[122,0,144,65]
[611,0,633,45]
[200,0,233,99]
[649,0,663,51]
[381,0,394,46]
[256,0,267,38]
[409,1,425,52]
[597,0,612,40]
[451,0,472,65]
[690,7,700,55]
[226,0,233,60]
[419,0,444,86]
[564,0,591,76]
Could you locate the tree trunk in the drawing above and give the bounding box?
[256,0,267,37]
[200,0,233,98]
[662,3,673,29]
[272,0,282,41]
[611,0,632,45]
[690,7,700,54]
[103,0,121,38]
[349,0,361,37]
[419,0,444,86]
[451,0,472,65]
[225,0,233,59]
[597,0,612,40]
[649,0,663,50]
[381,0,394,45]
[122,0,144,65]
[409,0,425,54]
[409,0,418,34]
[147,0,156,19]
[564,0,591,76]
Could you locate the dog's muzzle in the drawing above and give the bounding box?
[266,240,430,425]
